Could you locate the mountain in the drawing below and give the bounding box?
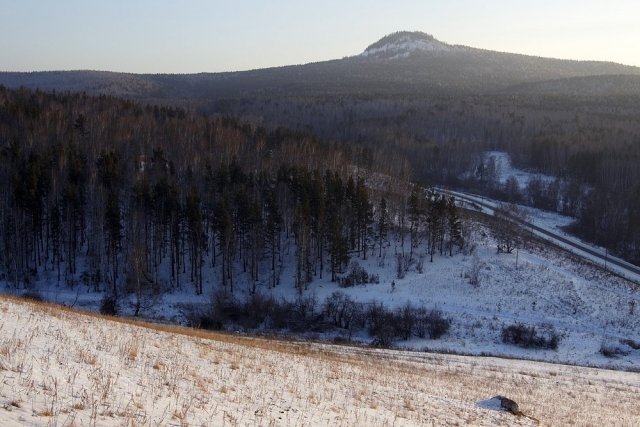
[359,31,458,59]
[505,74,640,96]
[1,31,639,101]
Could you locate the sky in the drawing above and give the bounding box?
[1,0,639,73]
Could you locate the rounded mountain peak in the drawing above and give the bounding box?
[360,31,454,59]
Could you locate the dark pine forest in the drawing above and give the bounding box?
[0,87,467,302]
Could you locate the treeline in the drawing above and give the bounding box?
[219,94,640,264]
[0,87,464,300]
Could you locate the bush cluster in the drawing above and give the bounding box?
[368,303,451,347]
[186,290,451,347]
[501,323,559,350]
[599,343,629,358]
[188,292,321,332]
[99,294,119,315]
[339,261,379,287]
[21,290,44,302]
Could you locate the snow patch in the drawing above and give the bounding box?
[483,151,556,189]
[476,396,504,411]
[361,34,455,59]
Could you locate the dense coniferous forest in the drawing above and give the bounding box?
[3,32,640,263]
[218,93,640,264]
[0,87,465,301]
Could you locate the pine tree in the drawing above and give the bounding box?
[214,195,233,293]
[377,197,389,258]
[264,187,281,287]
[446,196,463,256]
[185,188,203,294]
[408,186,423,261]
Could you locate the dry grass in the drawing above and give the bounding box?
[78,348,97,365]
[1,294,639,426]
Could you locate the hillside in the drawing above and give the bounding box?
[1,32,639,100]
[1,296,639,426]
[1,87,640,371]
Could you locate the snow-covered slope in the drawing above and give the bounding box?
[2,152,639,371]
[1,297,639,426]
[482,151,557,189]
[6,213,640,371]
[360,31,458,59]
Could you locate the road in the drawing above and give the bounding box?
[436,188,640,283]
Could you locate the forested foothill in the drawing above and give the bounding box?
[218,92,640,265]
[2,33,640,356]
[0,87,465,344]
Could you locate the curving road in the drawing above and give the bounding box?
[436,188,640,283]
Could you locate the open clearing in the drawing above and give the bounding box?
[1,296,639,426]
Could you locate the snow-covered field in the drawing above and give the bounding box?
[9,223,640,372]
[3,150,640,373]
[1,296,639,426]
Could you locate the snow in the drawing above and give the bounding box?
[4,216,640,373]
[2,297,640,426]
[360,35,455,58]
[483,151,557,189]
[476,396,504,412]
[444,188,640,285]
[2,150,640,373]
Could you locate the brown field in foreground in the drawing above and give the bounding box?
[1,295,639,426]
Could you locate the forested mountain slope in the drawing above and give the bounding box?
[2,32,639,99]
[1,32,639,262]
[0,87,409,294]
[3,88,640,371]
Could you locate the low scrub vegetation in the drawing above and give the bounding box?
[501,323,559,350]
[185,291,450,347]
[600,342,631,358]
[339,261,380,287]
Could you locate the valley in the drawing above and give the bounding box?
[2,24,640,424]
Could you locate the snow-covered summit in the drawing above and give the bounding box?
[360,31,457,59]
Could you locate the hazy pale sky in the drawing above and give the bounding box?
[1,0,638,73]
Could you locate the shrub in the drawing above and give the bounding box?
[21,290,44,302]
[266,299,294,329]
[393,304,416,340]
[424,310,451,339]
[368,303,451,346]
[367,302,396,347]
[620,338,640,350]
[322,291,364,330]
[600,342,630,358]
[467,252,482,287]
[290,294,319,331]
[340,261,370,287]
[184,308,223,330]
[99,294,119,316]
[501,323,559,350]
[243,292,277,329]
[413,307,428,338]
[412,307,451,339]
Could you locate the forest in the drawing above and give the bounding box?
[0,87,464,309]
[216,92,640,264]
[3,36,640,265]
